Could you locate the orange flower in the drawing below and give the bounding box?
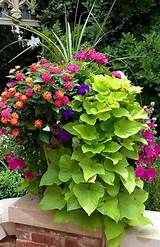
[11,128,20,138]
[14,101,23,110]
[25,77,33,85]
[1,117,8,124]
[8,87,16,96]
[54,90,64,99]
[34,119,43,129]
[20,95,28,104]
[1,91,9,100]
[14,92,22,100]
[33,85,41,92]
[10,117,19,126]
[11,112,19,119]
[42,91,52,101]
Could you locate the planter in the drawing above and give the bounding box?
[0,196,160,247]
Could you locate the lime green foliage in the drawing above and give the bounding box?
[39,74,149,247]
[0,170,25,199]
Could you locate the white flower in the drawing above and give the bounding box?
[27,35,40,48]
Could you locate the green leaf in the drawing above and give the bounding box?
[121,147,139,160]
[73,124,98,140]
[106,178,120,197]
[97,112,111,121]
[63,122,78,135]
[108,232,126,247]
[103,141,121,153]
[112,108,129,118]
[104,152,123,165]
[122,139,134,151]
[82,143,105,154]
[104,160,129,181]
[40,163,60,186]
[39,131,50,144]
[98,197,120,222]
[114,119,145,138]
[118,192,145,220]
[80,113,97,125]
[39,185,66,210]
[73,183,104,215]
[54,209,102,230]
[65,190,80,211]
[59,155,78,182]
[128,215,151,226]
[79,158,105,182]
[100,170,115,185]
[121,167,136,193]
[93,75,110,93]
[104,217,125,240]
[133,189,148,203]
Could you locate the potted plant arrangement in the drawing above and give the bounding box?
[0,47,159,247]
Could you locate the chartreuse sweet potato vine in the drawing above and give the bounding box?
[39,74,150,247]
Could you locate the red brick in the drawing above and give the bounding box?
[79,236,101,247]
[65,239,80,247]
[16,239,47,247]
[0,236,16,247]
[31,233,53,245]
[16,230,31,240]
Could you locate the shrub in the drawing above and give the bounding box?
[145,161,160,211]
[104,31,160,108]
[0,169,25,199]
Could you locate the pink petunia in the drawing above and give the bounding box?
[25,88,34,97]
[145,168,157,181]
[16,72,25,81]
[48,66,62,74]
[1,107,12,118]
[66,64,80,73]
[41,73,52,83]
[135,166,146,179]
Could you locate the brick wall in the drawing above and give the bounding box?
[14,223,103,247]
[0,236,16,247]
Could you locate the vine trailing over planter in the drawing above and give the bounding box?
[0,49,159,247]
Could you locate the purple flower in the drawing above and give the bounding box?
[66,64,80,73]
[135,166,146,179]
[7,81,16,88]
[77,83,90,95]
[145,168,157,182]
[57,129,71,143]
[62,109,74,120]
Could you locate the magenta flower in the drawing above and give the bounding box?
[16,72,25,81]
[74,50,88,61]
[48,66,62,74]
[25,88,34,97]
[24,171,34,181]
[145,168,157,181]
[88,49,108,64]
[66,64,80,73]
[135,166,146,179]
[0,102,6,109]
[1,107,12,118]
[112,71,122,79]
[41,73,52,83]
[7,157,25,170]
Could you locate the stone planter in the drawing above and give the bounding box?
[0,195,160,246]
